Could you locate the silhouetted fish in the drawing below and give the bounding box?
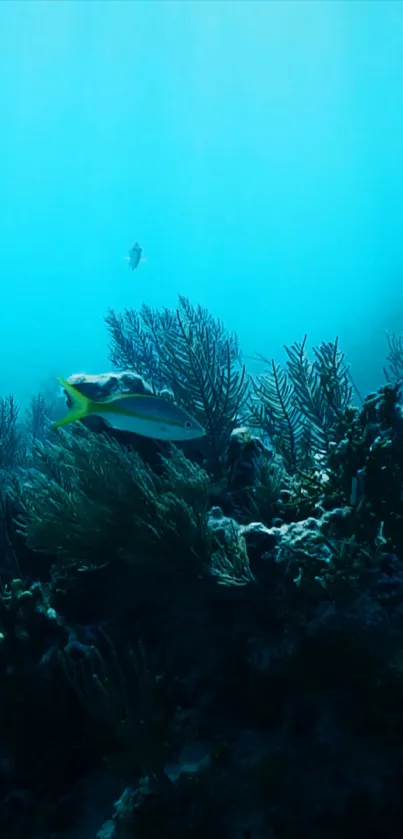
[125,241,144,271]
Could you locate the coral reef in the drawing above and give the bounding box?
[1,304,403,838]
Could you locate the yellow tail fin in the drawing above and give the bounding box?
[53,377,92,429]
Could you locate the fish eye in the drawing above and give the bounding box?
[185,420,193,429]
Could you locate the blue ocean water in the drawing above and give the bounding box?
[0,0,403,407]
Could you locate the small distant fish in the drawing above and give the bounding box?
[125,241,145,271]
[53,378,205,442]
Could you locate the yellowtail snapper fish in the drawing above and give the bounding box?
[53,378,206,442]
[125,241,145,271]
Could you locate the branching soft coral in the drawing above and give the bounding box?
[249,336,351,471]
[0,395,24,469]
[105,307,163,391]
[286,336,351,452]
[24,392,57,445]
[11,427,210,573]
[59,631,172,776]
[384,332,403,382]
[249,359,301,470]
[11,428,253,586]
[105,296,248,474]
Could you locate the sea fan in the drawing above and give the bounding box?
[157,302,248,469]
[249,357,302,471]
[11,427,210,573]
[105,297,248,474]
[0,395,24,469]
[105,307,163,391]
[286,336,351,455]
[384,332,403,382]
[249,336,352,469]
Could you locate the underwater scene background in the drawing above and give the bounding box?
[2,1,403,837]
[1,0,403,404]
